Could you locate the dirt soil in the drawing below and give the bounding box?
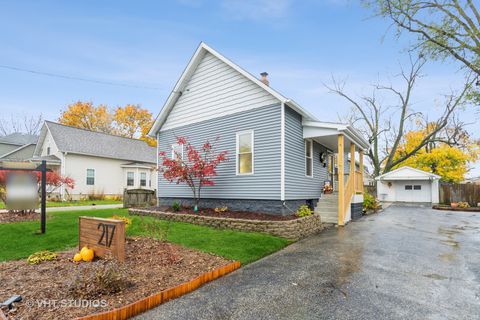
[0,211,43,224]
[0,238,230,320]
[158,206,298,221]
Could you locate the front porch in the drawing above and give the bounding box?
[303,121,369,225]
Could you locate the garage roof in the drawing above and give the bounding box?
[375,166,441,181]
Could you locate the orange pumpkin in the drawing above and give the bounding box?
[73,253,82,262]
[80,246,95,262]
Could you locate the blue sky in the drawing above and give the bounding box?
[0,0,478,175]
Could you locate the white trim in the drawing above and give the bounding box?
[305,139,313,178]
[171,143,184,160]
[236,130,254,175]
[280,103,285,201]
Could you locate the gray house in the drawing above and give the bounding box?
[0,133,38,162]
[149,43,369,225]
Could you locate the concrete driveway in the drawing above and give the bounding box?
[136,204,480,320]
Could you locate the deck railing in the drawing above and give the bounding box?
[342,175,354,222]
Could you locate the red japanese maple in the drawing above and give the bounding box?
[158,136,228,211]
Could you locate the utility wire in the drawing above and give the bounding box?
[0,64,163,90]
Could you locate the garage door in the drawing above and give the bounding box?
[395,181,431,202]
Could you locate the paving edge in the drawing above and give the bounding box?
[74,261,241,320]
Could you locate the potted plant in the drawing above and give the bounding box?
[450,202,459,208]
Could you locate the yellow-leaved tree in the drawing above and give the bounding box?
[113,104,156,146]
[58,102,156,146]
[59,101,112,133]
[393,129,479,183]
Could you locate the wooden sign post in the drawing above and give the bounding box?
[79,217,126,262]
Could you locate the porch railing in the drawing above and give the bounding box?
[342,175,354,221]
[355,171,363,193]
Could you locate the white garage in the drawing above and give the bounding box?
[375,166,440,204]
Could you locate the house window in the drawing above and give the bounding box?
[140,172,147,187]
[405,185,413,190]
[46,147,51,155]
[305,140,313,177]
[236,130,254,175]
[414,185,422,190]
[127,172,135,187]
[171,143,183,160]
[86,169,95,185]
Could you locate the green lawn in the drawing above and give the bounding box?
[0,199,122,209]
[0,209,289,264]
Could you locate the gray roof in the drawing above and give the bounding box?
[0,133,38,145]
[41,121,156,163]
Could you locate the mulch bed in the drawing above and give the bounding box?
[432,205,480,212]
[0,211,44,224]
[0,238,230,320]
[157,206,298,221]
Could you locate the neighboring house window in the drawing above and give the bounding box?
[127,172,135,187]
[86,169,95,185]
[305,140,313,177]
[236,130,254,175]
[405,185,413,190]
[414,185,422,190]
[47,147,51,155]
[140,172,147,187]
[171,143,183,160]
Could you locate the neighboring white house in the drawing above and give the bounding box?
[375,166,440,204]
[33,121,157,200]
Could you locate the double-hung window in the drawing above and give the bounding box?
[127,171,135,187]
[236,130,254,175]
[86,169,95,185]
[140,172,147,187]
[305,140,313,177]
[171,143,183,160]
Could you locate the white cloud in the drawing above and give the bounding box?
[221,0,291,21]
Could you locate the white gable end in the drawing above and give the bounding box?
[376,166,440,181]
[161,52,280,131]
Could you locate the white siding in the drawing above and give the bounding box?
[161,52,279,131]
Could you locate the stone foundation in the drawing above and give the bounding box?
[129,208,324,241]
[158,197,318,216]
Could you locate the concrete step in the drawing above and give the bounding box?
[321,216,338,224]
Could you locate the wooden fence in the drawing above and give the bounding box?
[123,189,156,208]
[439,183,480,206]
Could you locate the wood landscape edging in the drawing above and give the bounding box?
[75,260,241,320]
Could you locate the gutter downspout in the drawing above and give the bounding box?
[280,102,285,202]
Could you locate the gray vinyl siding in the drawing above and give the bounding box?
[158,104,281,200]
[285,106,328,200]
[162,52,279,131]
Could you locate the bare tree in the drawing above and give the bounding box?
[326,55,473,177]
[0,113,44,136]
[368,0,480,76]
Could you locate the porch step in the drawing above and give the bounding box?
[315,193,339,224]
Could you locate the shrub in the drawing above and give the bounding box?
[171,201,181,212]
[87,191,106,201]
[214,206,228,213]
[68,256,131,299]
[296,205,313,217]
[111,215,132,228]
[458,201,470,208]
[363,192,380,212]
[27,250,57,264]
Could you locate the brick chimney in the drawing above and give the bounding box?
[260,72,269,86]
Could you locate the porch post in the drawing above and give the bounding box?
[350,143,355,190]
[359,150,364,193]
[337,135,344,226]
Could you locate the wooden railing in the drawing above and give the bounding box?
[342,175,354,222]
[355,171,363,193]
